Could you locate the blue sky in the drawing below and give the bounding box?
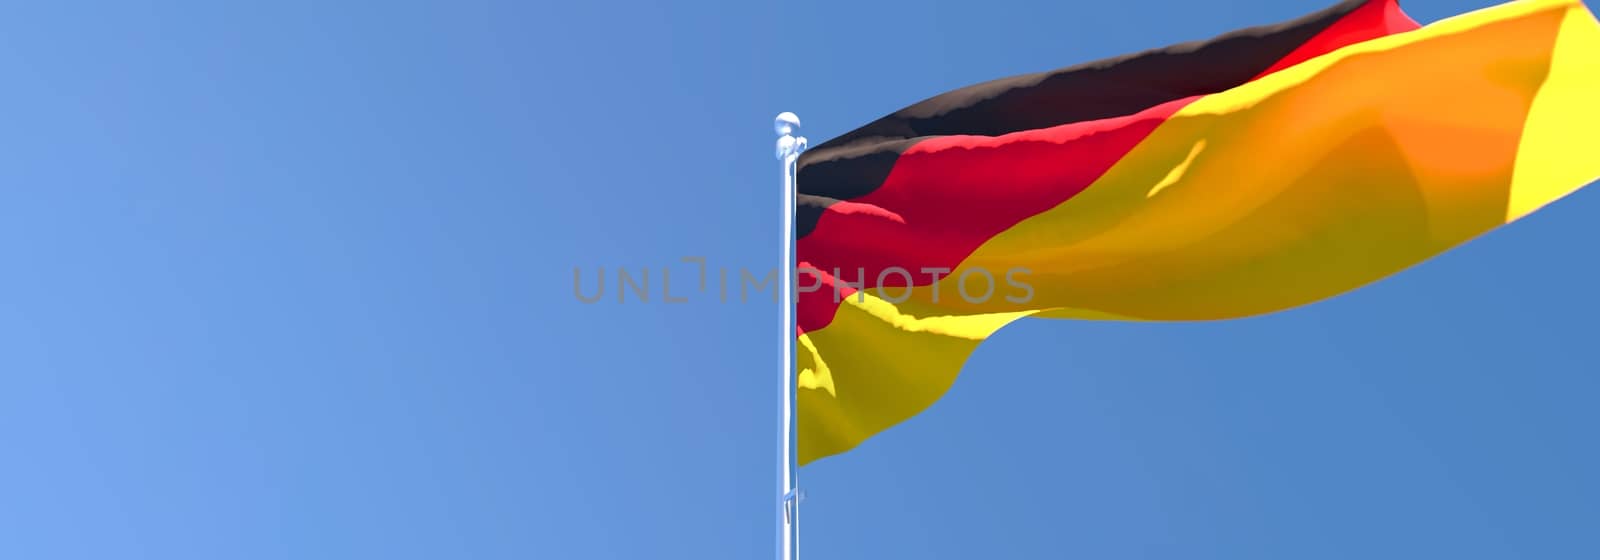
[1,0,1596,558]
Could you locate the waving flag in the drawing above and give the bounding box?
[796,0,1600,465]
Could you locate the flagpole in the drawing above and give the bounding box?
[775,112,805,560]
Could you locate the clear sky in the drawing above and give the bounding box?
[1,0,1596,558]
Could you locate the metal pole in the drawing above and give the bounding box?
[774,111,806,560]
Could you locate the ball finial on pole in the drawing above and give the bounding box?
[775,112,807,161]
[775,112,801,136]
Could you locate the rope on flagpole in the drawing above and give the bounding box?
[775,112,806,560]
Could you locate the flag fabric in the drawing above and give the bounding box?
[795,0,1600,465]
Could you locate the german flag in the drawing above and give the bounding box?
[796,0,1600,465]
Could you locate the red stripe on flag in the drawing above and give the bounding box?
[1254,0,1420,77]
